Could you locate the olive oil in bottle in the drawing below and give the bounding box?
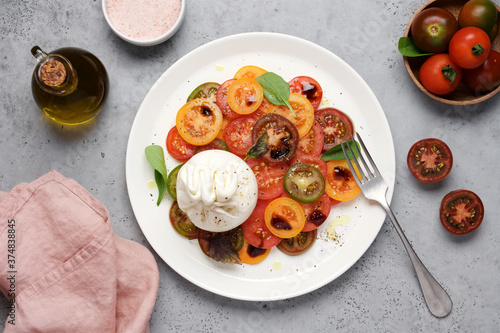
[31,46,109,125]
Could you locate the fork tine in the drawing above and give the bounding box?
[341,138,365,186]
[355,132,381,177]
[347,134,374,180]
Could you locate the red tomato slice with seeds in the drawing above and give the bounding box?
[246,158,288,200]
[223,115,257,157]
[315,108,354,152]
[166,126,196,161]
[241,200,281,249]
[439,189,484,235]
[216,79,240,120]
[407,138,453,183]
[294,120,324,158]
[289,76,323,111]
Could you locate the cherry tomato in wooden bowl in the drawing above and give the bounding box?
[449,26,491,69]
[411,7,459,53]
[419,54,463,95]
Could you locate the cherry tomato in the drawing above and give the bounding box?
[187,82,220,102]
[463,50,500,93]
[264,197,306,239]
[458,0,498,37]
[277,229,317,256]
[166,126,195,161]
[294,121,324,158]
[407,138,453,183]
[325,159,361,201]
[289,76,323,111]
[439,189,484,235]
[234,65,268,79]
[252,114,299,164]
[411,7,459,53]
[267,93,314,138]
[419,54,463,95]
[169,201,199,239]
[241,200,282,249]
[176,98,223,146]
[216,79,240,120]
[449,27,491,69]
[227,77,264,114]
[223,115,256,157]
[246,158,288,200]
[283,163,325,204]
[299,192,331,232]
[315,108,354,152]
[238,239,271,265]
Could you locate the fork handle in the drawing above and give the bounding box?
[380,201,453,318]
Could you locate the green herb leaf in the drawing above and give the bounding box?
[145,145,168,205]
[244,132,268,161]
[321,139,360,161]
[255,72,296,117]
[208,234,242,265]
[398,37,434,57]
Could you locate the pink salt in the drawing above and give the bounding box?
[106,0,182,40]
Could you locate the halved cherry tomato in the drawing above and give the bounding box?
[419,54,463,95]
[283,163,325,204]
[216,79,240,120]
[463,50,500,93]
[449,27,491,69]
[407,138,453,183]
[169,201,199,239]
[227,77,264,114]
[294,121,324,158]
[246,158,287,200]
[241,200,281,249]
[223,115,257,157]
[187,82,220,102]
[298,192,331,232]
[439,189,484,235]
[277,229,317,256]
[238,239,271,265]
[252,114,299,164]
[289,76,323,111]
[325,159,361,201]
[234,65,268,79]
[176,98,223,146]
[264,197,306,238]
[166,126,196,161]
[315,108,354,152]
[267,93,314,138]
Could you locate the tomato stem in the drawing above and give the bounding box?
[472,44,485,57]
[441,65,457,89]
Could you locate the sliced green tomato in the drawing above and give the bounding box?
[283,163,325,203]
[277,229,317,256]
[193,138,229,154]
[187,82,220,102]
[166,164,183,201]
[169,201,199,239]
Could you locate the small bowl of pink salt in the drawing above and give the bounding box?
[103,0,185,46]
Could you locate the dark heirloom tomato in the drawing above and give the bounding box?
[166,164,183,201]
[277,229,317,256]
[315,108,354,152]
[458,0,498,36]
[411,7,459,53]
[252,113,299,164]
[166,126,196,161]
[419,54,463,95]
[463,50,500,92]
[449,27,491,69]
[187,82,220,102]
[407,138,453,183]
[283,163,325,203]
[440,190,484,235]
[289,76,323,111]
[223,115,256,157]
[216,79,240,120]
[169,201,199,239]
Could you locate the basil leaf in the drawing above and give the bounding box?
[321,139,360,161]
[208,234,242,265]
[398,37,434,57]
[256,72,296,117]
[145,145,168,206]
[244,132,268,161]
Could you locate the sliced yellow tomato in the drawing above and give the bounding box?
[238,239,271,265]
[264,197,305,238]
[267,93,314,138]
[175,98,223,146]
[227,77,264,114]
[325,159,361,201]
[234,65,268,79]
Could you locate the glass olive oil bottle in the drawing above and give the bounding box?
[31,46,109,125]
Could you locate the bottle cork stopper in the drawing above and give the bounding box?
[40,60,66,87]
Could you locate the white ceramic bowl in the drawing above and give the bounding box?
[102,0,185,46]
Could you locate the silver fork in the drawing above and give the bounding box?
[341,133,452,318]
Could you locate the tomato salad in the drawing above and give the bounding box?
[164,65,359,265]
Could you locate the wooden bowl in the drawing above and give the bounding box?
[403,0,500,105]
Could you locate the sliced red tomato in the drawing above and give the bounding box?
[440,189,484,235]
[294,121,324,158]
[299,192,332,232]
[267,93,314,138]
[176,98,223,146]
[277,229,317,256]
[315,108,354,152]
[241,200,281,249]
[265,197,306,238]
[246,158,288,200]
[227,77,264,114]
[216,79,240,120]
[325,159,361,201]
[407,138,453,183]
[223,115,256,157]
[289,76,323,111]
[166,126,196,161]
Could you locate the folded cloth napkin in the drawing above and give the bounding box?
[0,170,159,332]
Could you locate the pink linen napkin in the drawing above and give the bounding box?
[0,170,159,332]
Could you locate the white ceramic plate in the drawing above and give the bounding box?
[126,32,395,301]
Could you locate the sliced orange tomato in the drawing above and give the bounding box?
[227,77,264,115]
[264,197,306,238]
[234,65,268,79]
[325,159,361,201]
[238,239,271,264]
[175,98,223,145]
[267,93,314,138]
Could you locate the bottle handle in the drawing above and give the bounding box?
[31,46,48,63]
